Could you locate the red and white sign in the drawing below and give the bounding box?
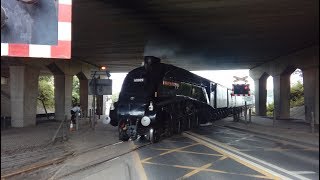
[1,0,72,59]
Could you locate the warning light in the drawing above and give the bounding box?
[233,84,250,95]
[101,66,106,70]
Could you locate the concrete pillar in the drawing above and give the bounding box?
[273,74,290,119]
[100,75,109,115]
[80,79,88,117]
[9,66,39,127]
[253,77,268,116]
[54,74,73,120]
[303,66,319,124]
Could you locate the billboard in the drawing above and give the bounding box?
[1,0,72,59]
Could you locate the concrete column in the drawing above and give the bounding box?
[100,75,109,115]
[253,78,267,116]
[80,79,88,117]
[273,74,290,119]
[303,66,319,124]
[9,66,39,127]
[54,74,73,120]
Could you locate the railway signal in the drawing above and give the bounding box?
[232,84,250,96]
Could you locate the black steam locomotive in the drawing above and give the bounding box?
[109,56,250,143]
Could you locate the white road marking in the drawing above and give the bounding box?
[291,171,316,175]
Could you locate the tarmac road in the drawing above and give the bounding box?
[58,124,319,180]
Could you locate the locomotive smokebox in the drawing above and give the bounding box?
[144,56,161,71]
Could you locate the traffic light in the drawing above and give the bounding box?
[232,84,250,95]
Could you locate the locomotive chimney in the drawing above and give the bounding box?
[143,56,161,71]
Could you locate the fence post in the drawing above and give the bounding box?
[311,112,315,133]
[244,102,247,124]
[249,108,252,123]
[76,112,79,131]
[273,111,276,127]
[89,109,92,127]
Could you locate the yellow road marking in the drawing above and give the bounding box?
[179,163,212,179]
[178,155,227,179]
[141,143,200,162]
[150,147,223,157]
[183,133,280,180]
[143,161,273,179]
[159,143,200,156]
[133,152,148,180]
[217,156,228,161]
[162,139,194,144]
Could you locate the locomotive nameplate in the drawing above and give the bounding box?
[133,78,144,82]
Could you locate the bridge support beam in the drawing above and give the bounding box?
[303,66,319,124]
[9,66,39,127]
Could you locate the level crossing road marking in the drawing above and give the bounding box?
[179,163,212,179]
[140,143,200,162]
[142,161,273,179]
[184,132,312,180]
[133,152,148,180]
[149,147,224,157]
[139,141,273,179]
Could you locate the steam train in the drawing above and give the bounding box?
[109,56,251,143]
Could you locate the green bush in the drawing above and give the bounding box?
[290,81,304,107]
[38,75,81,109]
[266,102,274,117]
[72,76,80,106]
[38,76,54,108]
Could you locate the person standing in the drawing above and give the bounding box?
[70,104,81,131]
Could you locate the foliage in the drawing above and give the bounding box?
[38,76,54,109]
[111,92,119,103]
[266,102,274,117]
[38,75,81,109]
[266,80,304,116]
[72,76,80,106]
[290,81,304,107]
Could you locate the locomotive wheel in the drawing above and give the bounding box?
[118,121,129,141]
[149,128,159,143]
[194,114,199,128]
[174,119,182,134]
[119,129,129,141]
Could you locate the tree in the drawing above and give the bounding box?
[290,81,304,107]
[38,76,54,109]
[72,76,80,106]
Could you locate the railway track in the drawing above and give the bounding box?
[50,139,151,180]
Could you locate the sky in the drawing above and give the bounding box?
[110,69,303,94]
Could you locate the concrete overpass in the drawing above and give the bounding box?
[1,0,319,127]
